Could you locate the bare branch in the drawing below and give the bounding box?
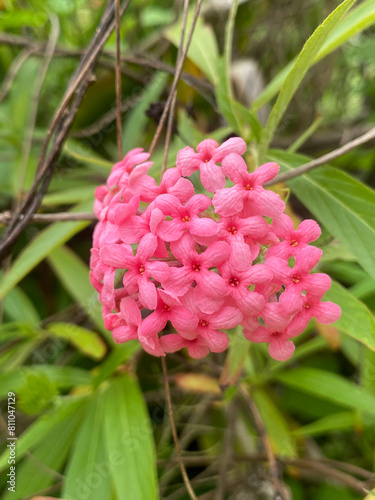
[149,0,204,155]
[115,0,123,160]
[0,211,96,224]
[268,126,375,186]
[161,357,198,500]
[239,385,287,500]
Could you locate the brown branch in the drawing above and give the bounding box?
[161,357,198,500]
[161,0,190,174]
[158,455,373,495]
[268,125,375,186]
[149,0,204,155]
[0,33,213,93]
[115,0,123,160]
[0,0,131,259]
[0,211,96,224]
[239,385,286,500]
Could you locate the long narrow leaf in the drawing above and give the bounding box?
[258,0,356,160]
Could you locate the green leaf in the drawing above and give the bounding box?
[258,0,356,160]
[253,0,374,111]
[292,411,360,437]
[274,367,375,416]
[0,396,87,471]
[122,72,168,152]
[47,245,109,339]
[252,388,297,457]
[324,280,375,351]
[103,374,158,500]
[165,14,219,84]
[0,365,92,398]
[0,198,93,300]
[47,322,107,360]
[42,185,96,207]
[63,392,111,500]
[268,149,375,280]
[1,397,84,500]
[93,341,140,389]
[220,326,249,386]
[1,283,40,323]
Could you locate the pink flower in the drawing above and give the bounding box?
[160,334,210,359]
[177,137,246,192]
[266,214,321,260]
[100,233,169,310]
[213,154,284,217]
[154,194,219,242]
[139,289,199,340]
[288,293,341,335]
[111,297,142,343]
[163,234,230,313]
[219,262,272,315]
[243,303,297,361]
[218,215,268,271]
[129,166,194,203]
[266,246,331,315]
[107,148,151,189]
[90,140,340,361]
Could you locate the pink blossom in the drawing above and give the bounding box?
[101,233,169,310]
[266,246,331,314]
[213,154,284,217]
[177,137,246,192]
[266,214,321,260]
[111,297,142,343]
[219,262,272,315]
[243,303,297,361]
[139,289,199,340]
[163,234,230,313]
[90,139,340,361]
[218,215,268,270]
[154,194,219,242]
[288,293,341,336]
[129,165,194,203]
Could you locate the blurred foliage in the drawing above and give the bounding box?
[1,0,375,499]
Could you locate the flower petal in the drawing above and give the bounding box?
[138,277,157,310]
[222,153,249,184]
[200,161,226,192]
[120,297,141,326]
[188,216,219,237]
[213,186,244,217]
[268,337,295,361]
[314,301,341,323]
[252,162,280,185]
[139,311,167,337]
[169,307,199,339]
[297,219,321,243]
[212,137,246,161]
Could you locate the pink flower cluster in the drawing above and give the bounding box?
[90,138,341,361]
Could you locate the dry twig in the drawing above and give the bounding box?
[268,125,375,185]
[161,357,198,500]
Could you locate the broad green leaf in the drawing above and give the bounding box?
[47,322,107,360]
[274,367,375,416]
[258,0,356,160]
[2,283,40,323]
[165,15,219,84]
[64,139,112,169]
[42,185,96,207]
[0,198,93,300]
[1,397,84,500]
[268,150,375,280]
[324,280,375,351]
[253,0,374,110]
[0,338,41,372]
[122,72,168,152]
[63,392,111,500]
[0,396,87,471]
[292,411,359,437]
[220,326,249,386]
[103,374,158,500]
[47,245,109,338]
[252,388,297,457]
[93,341,140,389]
[0,365,92,398]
